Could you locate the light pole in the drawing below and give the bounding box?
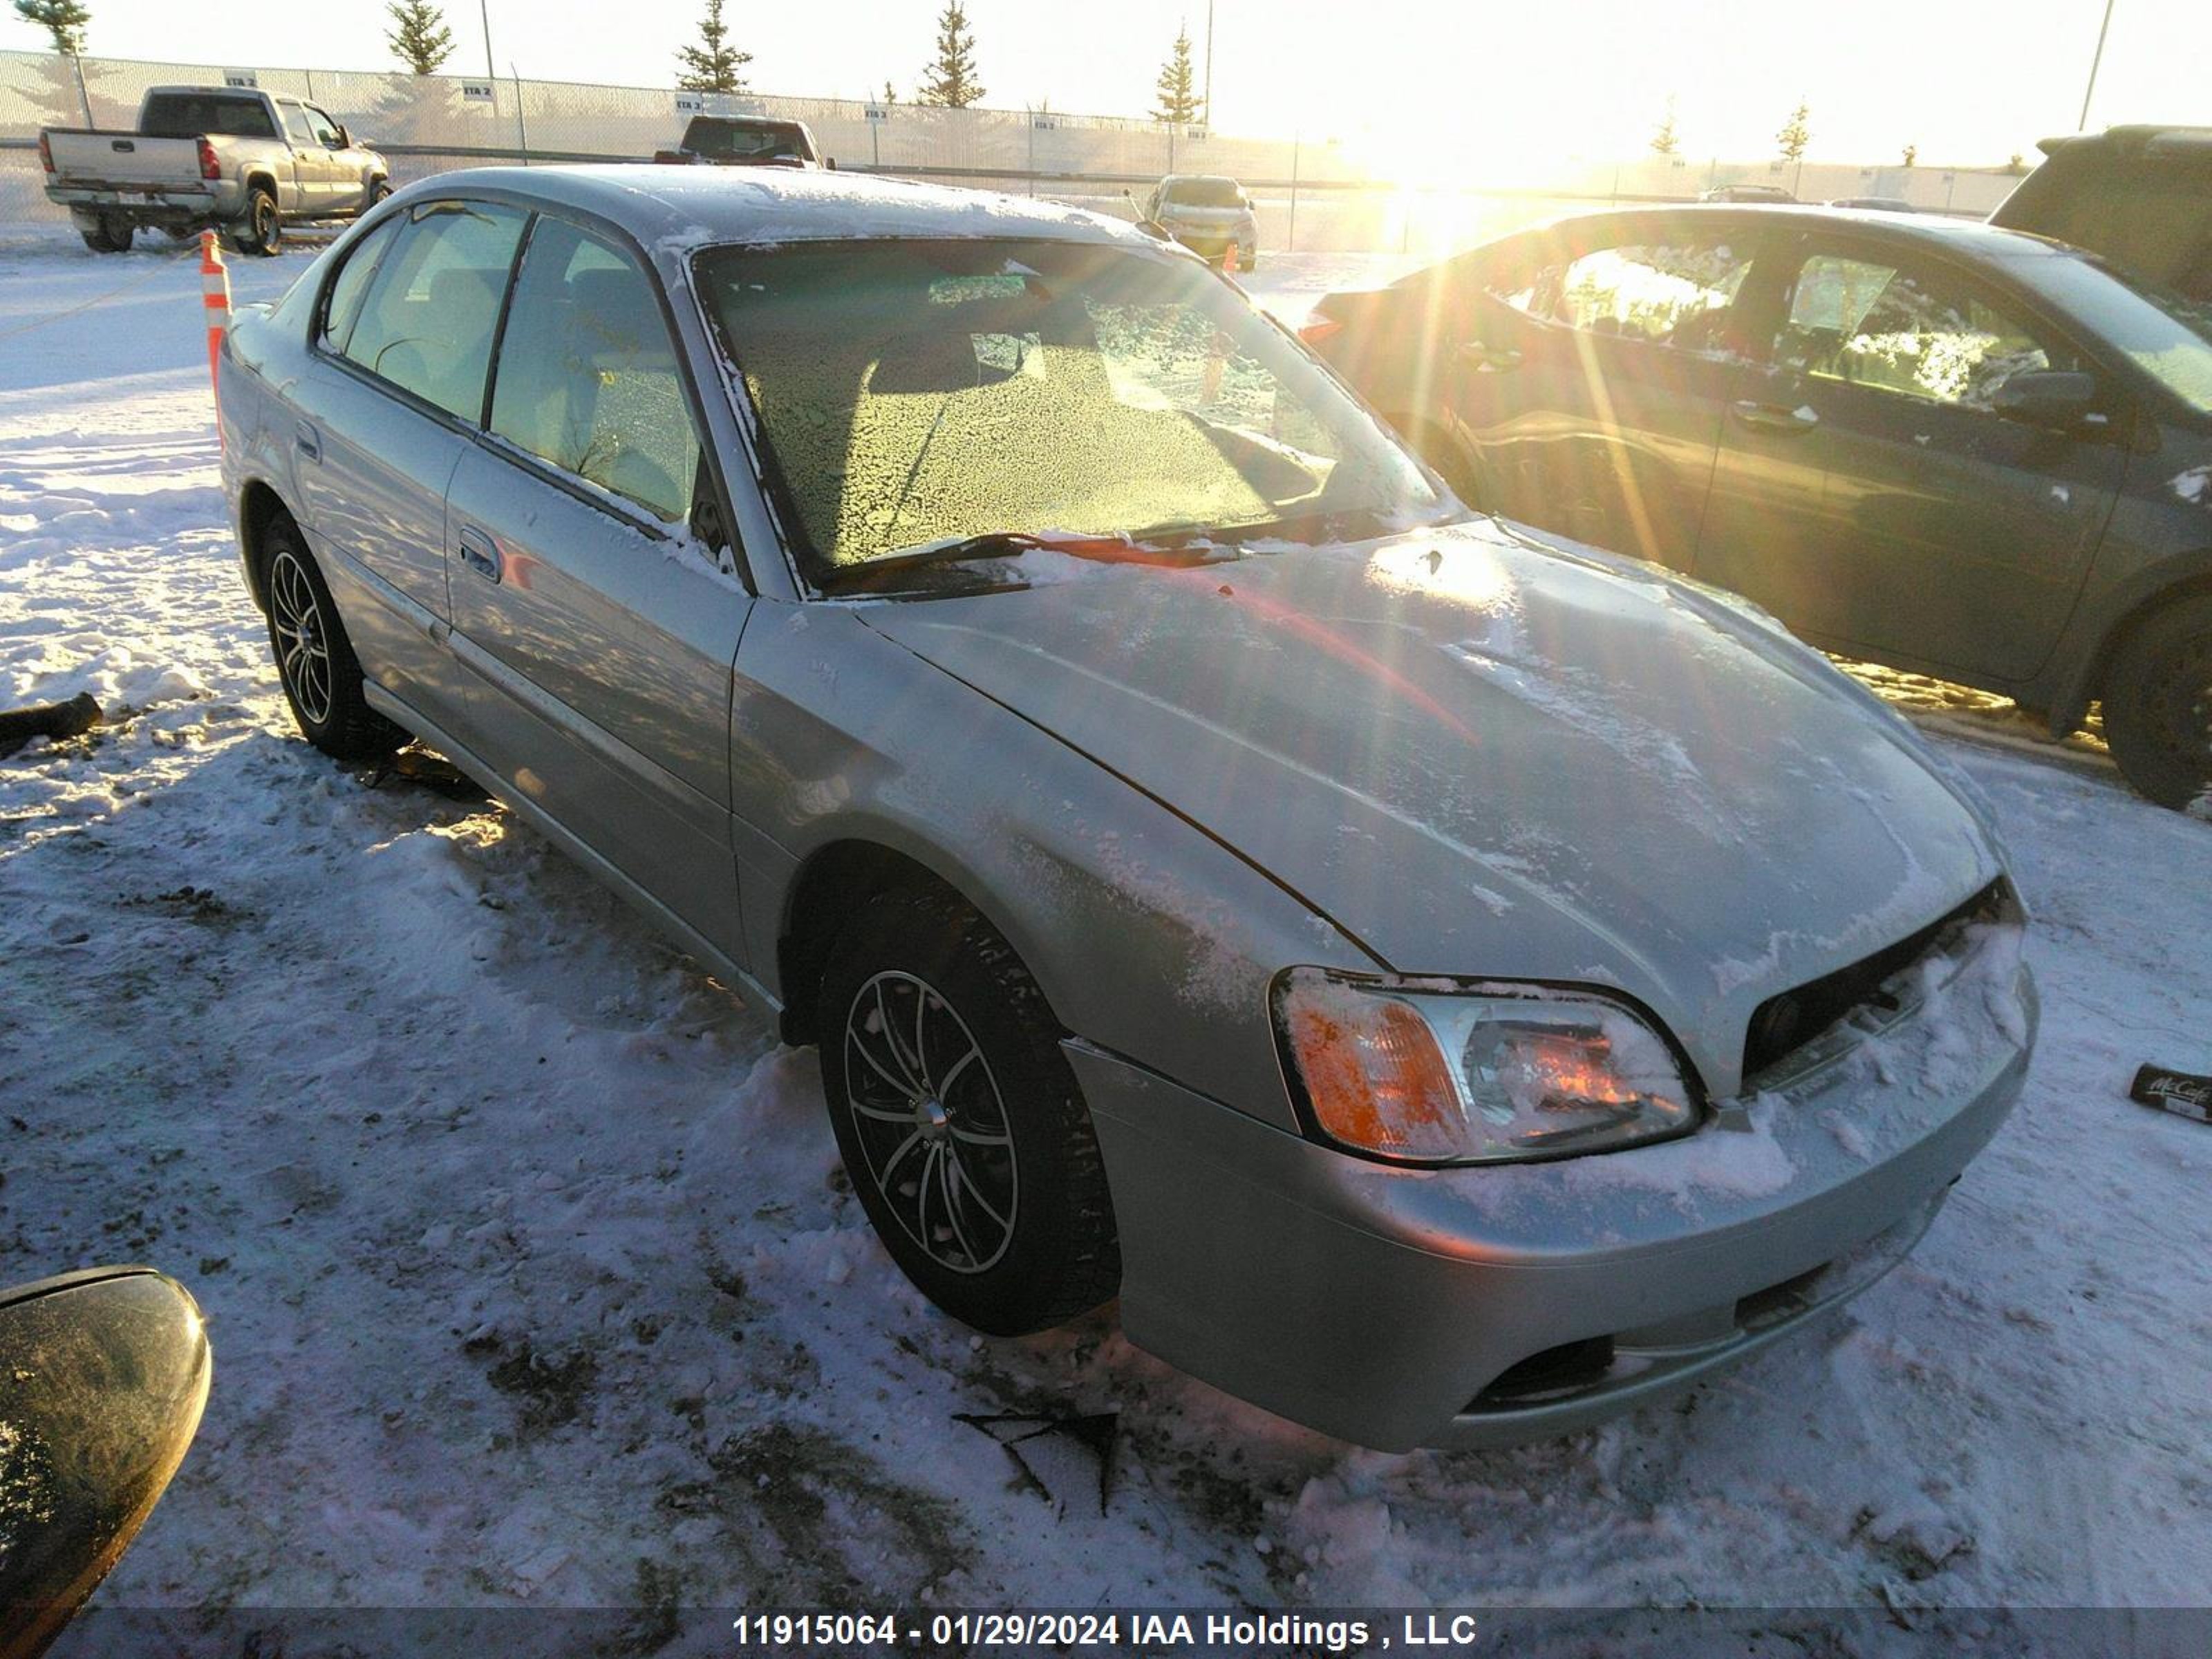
[1202,0,1214,126]
[2078,0,2115,131]
[480,0,496,81]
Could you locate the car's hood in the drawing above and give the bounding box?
[858,519,2003,1097]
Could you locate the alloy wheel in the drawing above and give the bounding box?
[268,548,334,727]
[841,971,1019,1274]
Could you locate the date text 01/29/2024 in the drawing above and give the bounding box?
[728,1613,1486,1650]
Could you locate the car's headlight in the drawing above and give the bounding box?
[1273,969,1702,1165]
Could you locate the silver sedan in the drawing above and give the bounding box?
[216,167,2035,1452]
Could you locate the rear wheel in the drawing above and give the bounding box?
[816,886,1119,1335]
[77,214,133,254]
[261,514,406,762]
[224,188,281,258]
[2102,594,2212,811]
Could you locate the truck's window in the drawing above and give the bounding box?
[321,216,403,355]
[338,201,526,422]
[489,218,702,524]
[684,119,808,164]
[140,93,276,140]
[306,106,344,147]
[280,104,315,147]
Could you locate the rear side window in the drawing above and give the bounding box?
[279,104,315,147]
[321,216,402,355]
[339,201,527,422]
[1506,240,1759,354]
[140,93,276,140]
[488,218,702,524]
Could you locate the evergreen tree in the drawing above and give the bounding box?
[1649,97,1679,156]
[881,79,899,104]
[1776,100,1811,163]
[1152,27,1200,124]
[675,0,751,95]
[918,2,982,109]
[385,1,456,76]
[12,0,90,55]
[1900,142,1918,167]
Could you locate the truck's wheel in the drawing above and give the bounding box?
[78,215,133,254]
[366,178,391,209]
[224,189,281,258]
[2103,595,2212,812]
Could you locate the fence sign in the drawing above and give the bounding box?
[223,70,258,88]
[460,81,495,104]
[674,92,706,115]
[864,105,888,122]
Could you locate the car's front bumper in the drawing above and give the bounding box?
[1069,938,2034,1452]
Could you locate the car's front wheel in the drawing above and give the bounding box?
[261,514,406,762]
[816,886,1119,1335]
[2103,594,2212,811]
[224,188,281,258]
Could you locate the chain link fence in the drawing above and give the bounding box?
[0,48,2025,253]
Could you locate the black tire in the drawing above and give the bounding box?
[365,177,391,209]
[816,886,1119,1336]
[225,188,281,258]
[260,514,406,762]
[2103,596,2212,811]
[78,215,132,254]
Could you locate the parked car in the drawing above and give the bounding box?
[1993,125,2212,299]
[37,85,386,256]
[1828,195,1915,212]
[1303,205,2212,807]
[1141,173,1257,268]
[651,113,826,169]
[1700,182,1795,204]
[217,168,2033,1451]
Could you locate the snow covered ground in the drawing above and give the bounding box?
[4,234,2212,1651]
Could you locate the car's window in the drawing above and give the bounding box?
[1165,178,1245,208]
[306,105,343,147]
[2015,254,2212,415]
[697,238,1441,581]
[1776,252,2065,409]
[319,216,403,355]
[337,200,526,422]
[1499,239,1759,354]
[488,218,702,525]
[140,92,276,140]
[279,103,315,147]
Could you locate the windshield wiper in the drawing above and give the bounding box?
[820,529,1235,594]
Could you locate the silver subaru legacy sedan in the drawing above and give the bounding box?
[216,167,2036,1452]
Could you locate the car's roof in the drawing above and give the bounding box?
[1522,201,2076,261]
[406,163,1157,253]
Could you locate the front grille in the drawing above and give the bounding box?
[1741,879,2005,1082]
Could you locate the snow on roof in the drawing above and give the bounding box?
[404,163,1158,255]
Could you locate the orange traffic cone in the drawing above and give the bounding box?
[199,229,230,400]
[1221,241,1239,276]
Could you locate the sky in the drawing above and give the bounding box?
[12,0,2211,167]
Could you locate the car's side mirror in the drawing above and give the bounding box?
[0,1268,211,1659]
[1989,369,2098,431]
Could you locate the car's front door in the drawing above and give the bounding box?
[291,198,525,724]
[1443,221,1768,568]
[443,212,753,966]
[303,103,366,214]
[1695,236,2128,684]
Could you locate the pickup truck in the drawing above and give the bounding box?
[650,113,825,169]
[38,86,387,256]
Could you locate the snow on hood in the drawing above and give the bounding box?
[856,519,2002,1098]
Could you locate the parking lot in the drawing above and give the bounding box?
[3,232,2211,1645]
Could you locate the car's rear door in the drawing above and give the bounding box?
[1441,216,1768,568]
[443,210,753,966]
[290,197,526,727]
[1694,232,2127,682]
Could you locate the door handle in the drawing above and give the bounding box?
[1731,400,1819,435]
[1458,341,1521,371]
[456,527,503,584]
[294,421,320,462]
